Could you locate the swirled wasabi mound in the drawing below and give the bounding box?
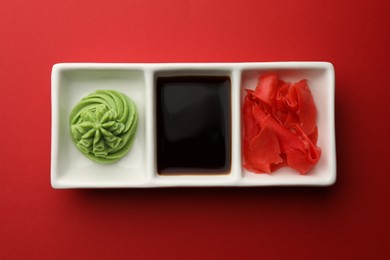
[69,90,138,163]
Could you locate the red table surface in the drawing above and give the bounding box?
[1,0,389,259]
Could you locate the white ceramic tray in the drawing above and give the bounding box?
[51,62,336,188]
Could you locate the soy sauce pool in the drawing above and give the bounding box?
[156,76,231,175]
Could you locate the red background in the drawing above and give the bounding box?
[1,0,389,259]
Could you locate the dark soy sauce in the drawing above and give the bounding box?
[156,76,231,175]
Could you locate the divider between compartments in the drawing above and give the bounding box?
[230,67,243,183]
[143,68,156,185]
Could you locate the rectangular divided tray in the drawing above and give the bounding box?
[51,62,336,188]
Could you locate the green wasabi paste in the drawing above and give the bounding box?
[69,90,138,163]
